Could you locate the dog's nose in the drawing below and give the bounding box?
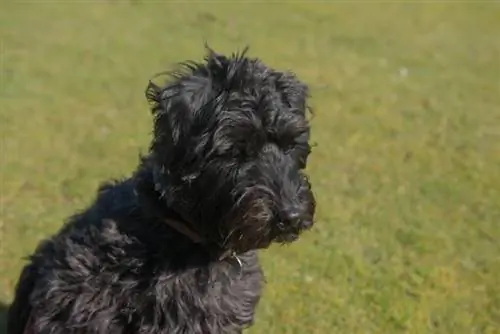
[286,211,300,222]
[284,211,311,229]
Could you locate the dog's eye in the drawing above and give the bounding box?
[213,144,247,161]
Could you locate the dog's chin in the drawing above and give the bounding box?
[275,233,299,243]
[273,224,312,244]
[222,191,315,252]
[221,215,273,253]
[224,227,273,254]
[223,221,312,253]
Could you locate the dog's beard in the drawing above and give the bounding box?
[219,180,315,253]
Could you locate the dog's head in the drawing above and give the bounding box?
[146,47,315,253]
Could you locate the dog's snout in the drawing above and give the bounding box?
[281,210,312,230]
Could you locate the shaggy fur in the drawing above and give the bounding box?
[7,47,316,334]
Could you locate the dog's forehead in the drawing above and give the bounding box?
[214,92,285,129]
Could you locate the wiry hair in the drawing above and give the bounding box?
[8,46,315,334]
[143,46,314,252]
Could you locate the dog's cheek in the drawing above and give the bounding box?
[223,196,274,251]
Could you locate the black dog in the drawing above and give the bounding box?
[8,47,316,334]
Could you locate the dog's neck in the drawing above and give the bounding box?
[133,158,236,261]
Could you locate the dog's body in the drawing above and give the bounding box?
[8,48,315,334]
[8,169,263,334]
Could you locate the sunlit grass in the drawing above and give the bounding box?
[1,2,499,333]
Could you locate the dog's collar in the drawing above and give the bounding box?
[163,217,204,244]
[163,217,242,276]
[138,163,242,268]
[163,217,239,265]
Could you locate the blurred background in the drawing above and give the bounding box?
[1,2,499,333]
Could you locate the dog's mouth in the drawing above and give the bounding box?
[220,199,273,252]
[220,189,315,253]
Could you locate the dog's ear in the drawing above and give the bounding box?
[145,65,215,170]
[144,46,242,151]
[144,46,254,170]
[146,78,199,143]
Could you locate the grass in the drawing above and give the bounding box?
[1,2,499,333]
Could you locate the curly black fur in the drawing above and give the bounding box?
[7,47,316,334]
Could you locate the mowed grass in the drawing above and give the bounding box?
[1,2,499,333]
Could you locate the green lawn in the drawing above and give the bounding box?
[1,2,499,333]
